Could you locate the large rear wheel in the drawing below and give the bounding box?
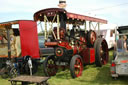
[70,55,83,78]
[95,38,109,67]
[43,55,58,76]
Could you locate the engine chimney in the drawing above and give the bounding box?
[58,0,67,9]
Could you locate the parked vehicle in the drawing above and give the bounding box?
[111,26,128,78]
[99,24,117,49]
[99,29,115,49]
[0,20,55,78]
[38,36,45,48]
[34,8,109,78]
[0,20,40,77]
[38,36,54,57]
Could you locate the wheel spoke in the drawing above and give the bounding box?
[74,58,83,77]
[74,65,79,68]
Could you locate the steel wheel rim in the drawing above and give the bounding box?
[74,58,83,77]
[99,40,108,65]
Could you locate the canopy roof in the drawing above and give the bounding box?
[0,20,33,28]
[34,8,107,24]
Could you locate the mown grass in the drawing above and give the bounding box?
[48,50,128,85]
[0,50,128,85]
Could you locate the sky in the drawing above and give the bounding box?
[0,0,128,27]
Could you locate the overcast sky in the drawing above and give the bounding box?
[0,0,128,26]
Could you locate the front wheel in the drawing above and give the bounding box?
[43,55,58,76]
[70,55,83,78]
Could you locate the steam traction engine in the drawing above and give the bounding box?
[34,8,109,78]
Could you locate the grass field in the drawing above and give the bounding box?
[0,50,128,85]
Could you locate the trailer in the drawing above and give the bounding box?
[111,26,128,78]
[0,20,40,77]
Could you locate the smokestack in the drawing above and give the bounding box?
[58,0,66,9]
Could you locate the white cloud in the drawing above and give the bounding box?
[0,0,128,26]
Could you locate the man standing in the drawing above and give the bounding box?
[117,36,126,52]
